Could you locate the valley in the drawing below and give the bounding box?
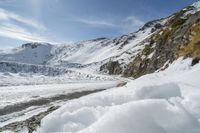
[1,1,200,133]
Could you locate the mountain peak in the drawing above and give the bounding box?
[21,42,52,49]
[192,0,200,9]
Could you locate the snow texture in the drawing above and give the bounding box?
[36,58,200,133]
[0,81,118,109]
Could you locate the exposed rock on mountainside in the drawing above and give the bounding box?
[100,61,122,75]
[122,1,200,78]
[98,20,164,75]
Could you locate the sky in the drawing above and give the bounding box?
[0,0,197,48]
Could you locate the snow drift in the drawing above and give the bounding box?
[36,58,200,133]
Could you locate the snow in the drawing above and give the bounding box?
[36,58,200,133]
[193,0,200,9]
[0,80,119,130]
[50,28,153,66]
[0,3,199,132]
[183,1,200,17]
[78,100,200,133]
[0,20,160,72]
[0,43,53,65]
[0,81,119,109]
[0,106,49,128]
[147,51,154,59]
[1,131,14,133]
[0,70,117,86]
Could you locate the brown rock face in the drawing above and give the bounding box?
[100,61,122,75]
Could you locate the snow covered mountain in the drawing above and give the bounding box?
[1,0,200,79]
[1,1,200,133]
[0,43,54,65]
[34,2,200,130]
[0,19,163,75]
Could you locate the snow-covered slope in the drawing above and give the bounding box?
[55,26,154,65]
[0,43,53,65]
[1,1,200,78]
[0,19,163,72]
[36,58,200,133]
[183,0,200,16]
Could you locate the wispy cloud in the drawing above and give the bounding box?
[72,15,144,33]
[123,16,144,27]
[74,17,116,27]
[0,8,52,43]
[0,8,46,30]
[0,23,49,42]
[121,16,144,33]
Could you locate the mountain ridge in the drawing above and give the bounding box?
[1,1,200,79]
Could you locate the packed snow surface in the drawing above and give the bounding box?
[0,80,119,131]
[0,81,118,109]
[36,58,200,133]
[0,71,117,86]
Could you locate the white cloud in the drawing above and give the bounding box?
[72,15,144,33]
[0,8,46,30]
[0,23,49,42]
[121,16,144,33]
[124,16,144,27]
[74,17,116,27]
[0,8,54,43]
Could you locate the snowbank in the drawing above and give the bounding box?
[36,58,200,133]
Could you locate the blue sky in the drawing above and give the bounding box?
[0,0,197,48]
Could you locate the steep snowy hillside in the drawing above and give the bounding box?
[0,43,53,65]
[1,1,200,79]
[122,0,200,78]
[53,22,159,66]
[0,19,164,74]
